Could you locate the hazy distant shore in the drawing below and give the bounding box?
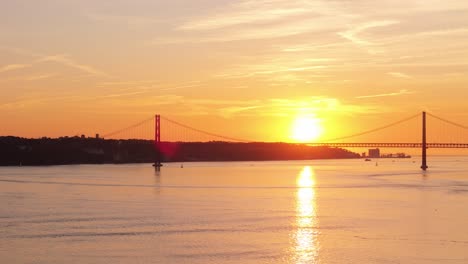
[0,136,360,166]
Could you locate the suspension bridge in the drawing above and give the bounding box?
[102,112,468,170]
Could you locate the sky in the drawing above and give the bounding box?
[1,0,468,142]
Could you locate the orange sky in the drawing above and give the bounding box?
[1,0,468,142]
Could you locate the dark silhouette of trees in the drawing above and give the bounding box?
[0,137,359,166]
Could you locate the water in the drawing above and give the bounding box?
[1,157,468,263]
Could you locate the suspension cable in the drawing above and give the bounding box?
[426,112,468,130]
[319,113,421,142]
[102,116,154,138]
[161,116,252,142]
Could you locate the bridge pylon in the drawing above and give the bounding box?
[154,114,162,168]
[421,111,428,170]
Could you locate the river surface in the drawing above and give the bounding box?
[1,157,468,263]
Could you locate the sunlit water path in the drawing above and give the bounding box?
[1,157,468,263]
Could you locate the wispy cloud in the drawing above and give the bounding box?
[97,80,160,87]
[161,82,203,91]
[153,0,348,44]
[85,13,164,27]
[97,91,149,99]
[0,64,31,73]
[35,55,109,77]
[218,105,265,117]
[24,73,57,81]
[0,73,57,82]
[213,55,331,82]
[179,5,309,30]
[0,95,83,109]
[1,47,110,78]
[339,20,400,46]
[216,96,387,117]
[86,91,378,117]
[356,89,413,99]
[153,18,343,44]
[387,72,411,78]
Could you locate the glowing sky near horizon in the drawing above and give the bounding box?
[1,0,468,141]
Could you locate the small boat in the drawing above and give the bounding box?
[365,158,371,161]
[152,163,163,167]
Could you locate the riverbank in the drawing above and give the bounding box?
[0,136,360,166]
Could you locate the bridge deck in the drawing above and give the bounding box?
[307,143,468,148]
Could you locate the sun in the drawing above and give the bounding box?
[291,116,323,142]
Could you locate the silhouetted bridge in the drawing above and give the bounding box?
[102,112,468,171]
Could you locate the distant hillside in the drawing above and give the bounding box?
[0,136,360,166]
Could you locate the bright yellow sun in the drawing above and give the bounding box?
[291,116,323,142]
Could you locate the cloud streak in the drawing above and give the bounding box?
[85,13,164,28]
[35,55,109,77]
[1,47,110,78]
[179,6,310,30]
[339,20,400,46]
[158,0,348,44]
[387,72,411,78]
[356,89,413,99]
[0,64,31,73]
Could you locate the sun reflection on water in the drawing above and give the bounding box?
[293,166,319,263]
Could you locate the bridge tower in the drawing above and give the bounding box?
[421,111,428,170]
[154,114,162,167]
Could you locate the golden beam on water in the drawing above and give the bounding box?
[293,166,319,263]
